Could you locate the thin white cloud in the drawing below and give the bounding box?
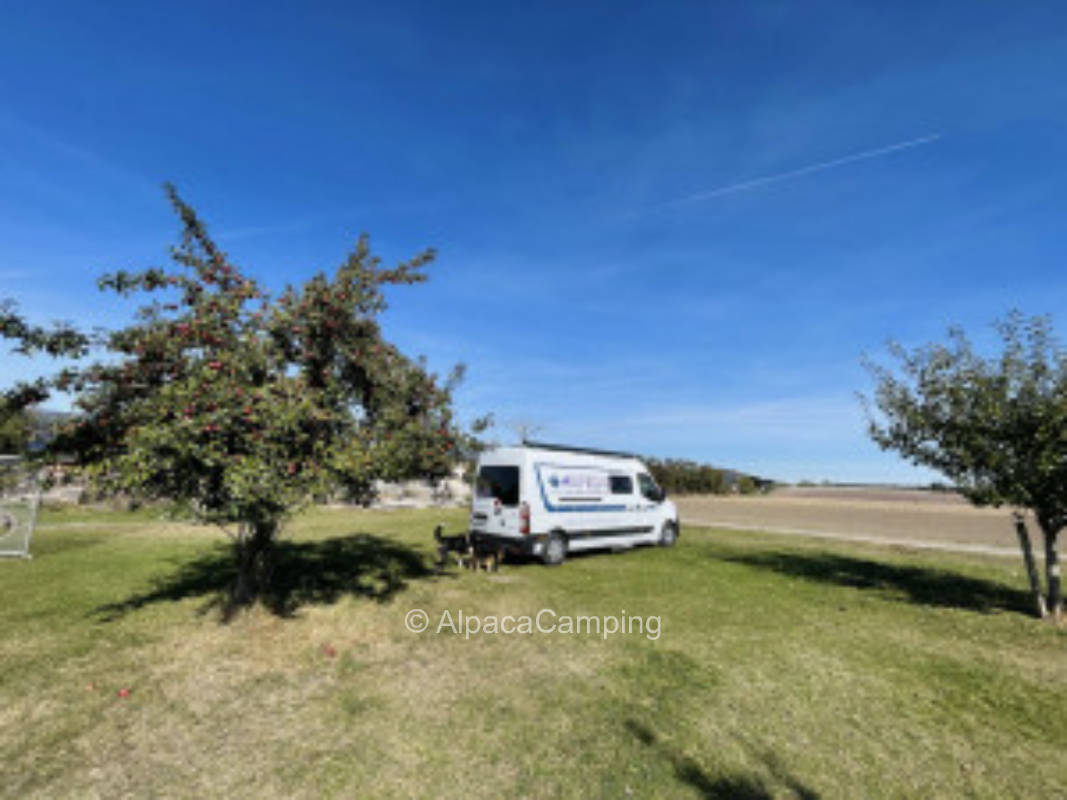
[617,396,865,443]
[656,133,943,208]
[0,111,158,200]
[217,197,454,243]
[217,217,320,242]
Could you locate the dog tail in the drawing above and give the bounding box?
[433,524,443,542]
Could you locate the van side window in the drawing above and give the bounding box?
[637,473,661,502]
[476,466,520,507]
[609,475,634,495]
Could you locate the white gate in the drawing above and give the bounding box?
[0,456,41,559]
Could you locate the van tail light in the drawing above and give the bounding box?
[519,502,530,535]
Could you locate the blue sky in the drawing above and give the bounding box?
[2,1,1066,483]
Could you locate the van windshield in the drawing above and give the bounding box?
[476,466,520,507]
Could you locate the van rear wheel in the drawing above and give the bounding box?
[542,531,567,566]
[659,521,678,547]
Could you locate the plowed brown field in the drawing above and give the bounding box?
[677,486,1030,552]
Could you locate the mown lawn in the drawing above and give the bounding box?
[1,505,1064,799]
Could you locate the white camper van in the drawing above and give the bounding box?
[469,442,679,565]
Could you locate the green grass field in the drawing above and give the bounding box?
[1,506,1064,799]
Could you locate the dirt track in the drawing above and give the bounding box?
[677,486,1031,553]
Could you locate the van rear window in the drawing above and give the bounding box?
[476,466,520,507]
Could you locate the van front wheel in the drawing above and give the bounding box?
[659,521,678,547]
[542,532,567,566]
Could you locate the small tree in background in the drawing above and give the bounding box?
[1,185,463,604]
[455,413,496,484]
[0,409,30,454]
[645,457,732,495]
[863,312,1065,620]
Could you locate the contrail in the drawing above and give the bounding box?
[660,133,942,207]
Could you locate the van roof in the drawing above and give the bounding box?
[519,440,639,459]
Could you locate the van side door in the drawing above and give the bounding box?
[607,473,643,536]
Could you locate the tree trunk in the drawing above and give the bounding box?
[233,520,277,605]
[1042,525,1062,621]
[1013,514,1047,618]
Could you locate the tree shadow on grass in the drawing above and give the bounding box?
[624,720,819,800]
[92,532,433,622]
[719,550,1032,616]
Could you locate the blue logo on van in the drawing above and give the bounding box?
[534,464,627,513]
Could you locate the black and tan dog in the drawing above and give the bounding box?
[433,524,472,571]
[433,526,503,572]
[469,536,504,572]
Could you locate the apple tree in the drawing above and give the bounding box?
[2,185,463,603]
[864,313,1066,620]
